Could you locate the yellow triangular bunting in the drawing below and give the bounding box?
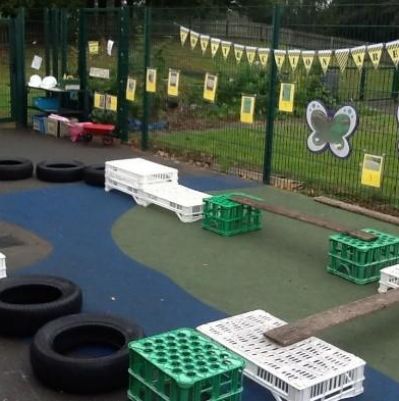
[200,35,210,54]
[302,50,315,74]
[318,50,332,75]
[367,43,383,69]
[180,26,189,46]
[351,45,366,71]
[221,41,231,60]
[258,48,270,67]
[190,31,199,50]
[335,48,350,73]
[246,46,257,65]
[234,44,245,63]
[288,49,301,72]
[386,40,399,68]
[274,49,286,72]
[210,38,221,58]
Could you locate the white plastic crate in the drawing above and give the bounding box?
[133,183,211,223]
[0,252,6,279]
[378,264,399,293]
[105,177,141,197]
[105,158,178,190]
[197,310,365,401]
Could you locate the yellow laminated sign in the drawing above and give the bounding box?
[203,73,218,103]
[240,96,255,124]
[146,68,157,93]
[167,69,180,97]
[361,154,384,188]
[279,83,295,113]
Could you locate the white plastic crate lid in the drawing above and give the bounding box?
[105,158,178,176]
[197,310,366,390]
[141,183,211,207]
[380,264,399,276]
[0,252,4,259]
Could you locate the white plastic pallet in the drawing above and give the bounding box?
[105,177,141,197]
[0,252,6,279]
[105,158,178,190]
[197,310,365,401]
[134,183,211,223]
[378,264,399,293]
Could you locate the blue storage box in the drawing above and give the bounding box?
[34,97,60,112]
[32,114,47,134]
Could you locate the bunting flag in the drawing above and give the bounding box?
[180,26,189,46]
[368,43,383,69]
[335,48,350,73]
[302,51,315,74]
[234,44,245,63]
[200,35,210,54]
[190,31,199,50]
[274,49,286,72]
[258,48,270,67]
[288,49,301,72]
[386,40,399,68]
[210,38,221,57]
[318,50,332,75]
[351,45,366,71]
[221,41,232,60]
[246,46,257,65]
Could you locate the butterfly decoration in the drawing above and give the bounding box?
[306,100,359,159]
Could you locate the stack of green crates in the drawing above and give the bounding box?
[327,228,399,284]
[202,193,262,236]
[128,328,245,401]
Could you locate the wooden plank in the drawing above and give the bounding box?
[230,195,377,242]
[265,289,399,346]
[314,196,399,226]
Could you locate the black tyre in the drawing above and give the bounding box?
[0,158,33,180]
[36,160,85,183]
[0,275,82,337]
[84,164,105,187]
[30,313,145,394]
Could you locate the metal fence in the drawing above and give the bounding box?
[6,4,399,215]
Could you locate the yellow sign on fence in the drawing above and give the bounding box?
[126,77,136,101]
[146,68,157,93]
[167,69,180,97]
[361,154,384,188]
[203,73,218,103]
[279,83,295,113]
[240,96,255,124]
[88,41,99,55]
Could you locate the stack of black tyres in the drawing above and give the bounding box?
[0,275,144,394]
[0,158,105,187]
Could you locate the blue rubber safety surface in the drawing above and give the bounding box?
[0,175,397,401]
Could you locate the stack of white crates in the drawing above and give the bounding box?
[378,264,399,293]
[197,310,365,401]
[105,158,210,223]
[0,252,6,279]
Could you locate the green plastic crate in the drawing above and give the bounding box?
[128,328,245,401]
[202,193,262,237]
[327,228,399,284]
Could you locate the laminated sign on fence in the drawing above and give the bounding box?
[361,154,384,188]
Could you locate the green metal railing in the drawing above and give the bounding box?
[4,4,399,214]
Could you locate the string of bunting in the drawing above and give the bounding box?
[180,25,399,74]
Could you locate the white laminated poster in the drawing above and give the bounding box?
[107,40,114,56]
[89,67,110,79]
[31,55,42,70]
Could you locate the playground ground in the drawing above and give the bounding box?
[0,127,398,401]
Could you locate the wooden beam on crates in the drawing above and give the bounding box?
[264,289,399,346]
[230,195,377,242]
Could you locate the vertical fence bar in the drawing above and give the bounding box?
[141,6,151,150]
[116,6,130,142]
[263,4,281,184]
[13,8,26,127]
[391,68,399,101]
[60,9,68,77]
[44,8,51,76]
[78,9,88,119]
[51,8,59,79]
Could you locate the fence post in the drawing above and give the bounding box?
[391,68,399,101]
[12,8,26,127]
[141,6,151,150]
[359,67,366,101]
[116,6,130,142]
[44,8,51,76]
[263,4,281,185]
[60,9,68,77]
[51,7,59,80]
[78,9,89,119]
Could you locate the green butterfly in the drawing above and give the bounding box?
[306,100,359,159]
